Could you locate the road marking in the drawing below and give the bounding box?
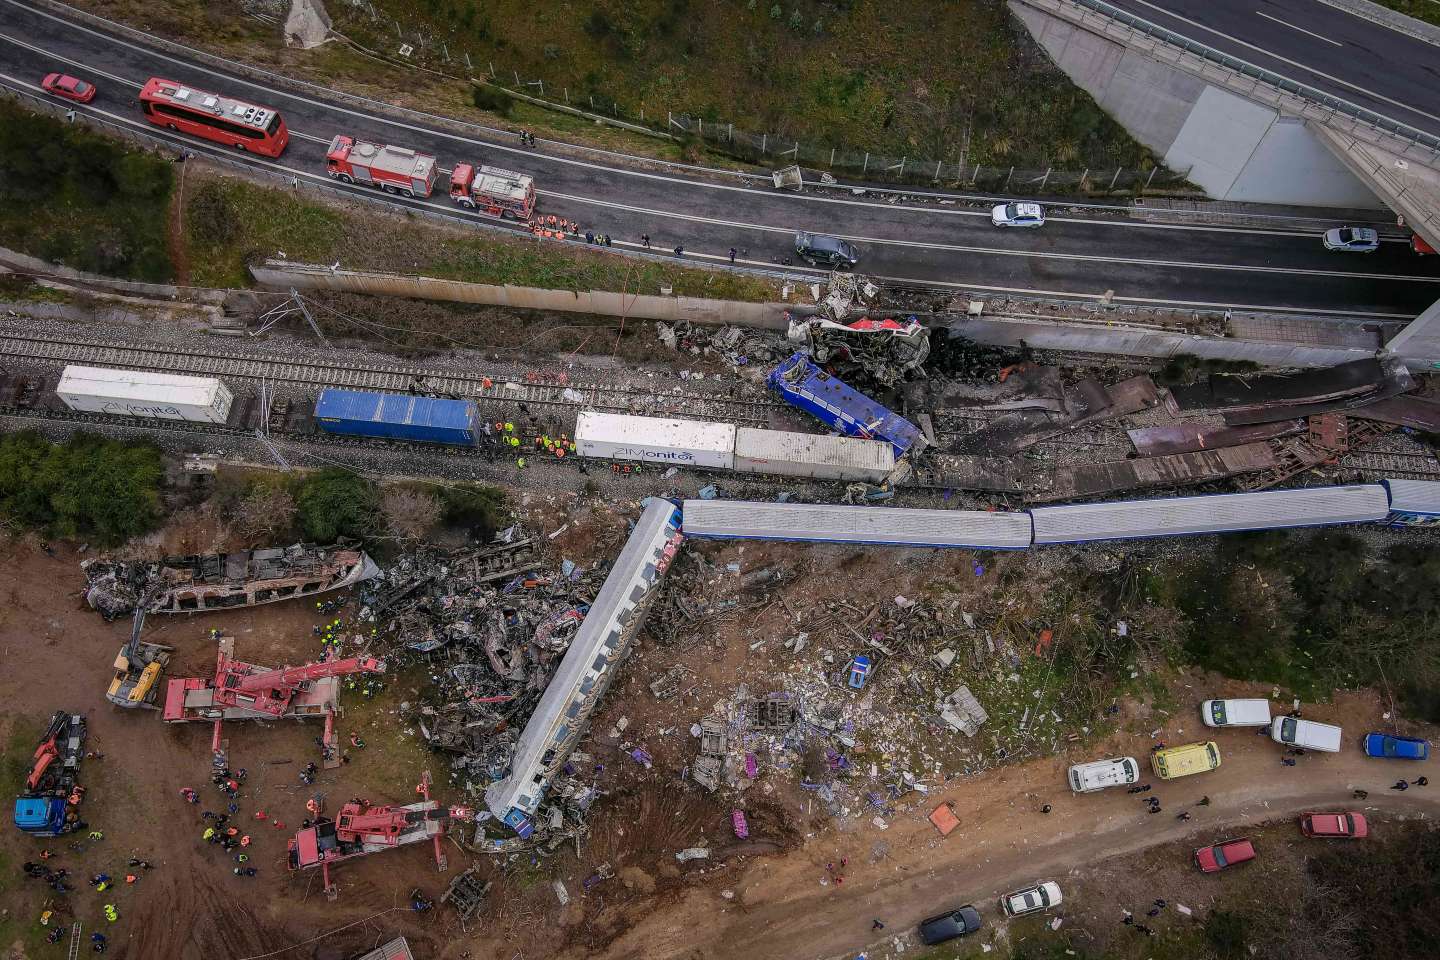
[0,70,1427,320]
[1315,0,1440,50]
[1121,0,1440,130]
[0,10,1403,243]
[1254,11,1343,47]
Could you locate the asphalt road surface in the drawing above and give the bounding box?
[1105,0,1440,140]
[2,0,1438,317]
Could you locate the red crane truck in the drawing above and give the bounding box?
[448,163,535,220]
[325,135,437,198]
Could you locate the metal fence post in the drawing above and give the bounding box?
[514,70,521,84]
[761,133,766,154]
[728,123,733,142]
[1039,167,1051,191]
[934,159,942,180]
[898,157,905,178]
[563,88,568,104]
[395,20,402,38]
[442,42,449,61]
[465,52,472,71]
[830,148,836,168]
[862,153,868,175]
[1080,168,1088,187]
[537,80,543,96]
[1109,167,1122,190]
[1005,167,1013,189]
[489,62,496,78]
[1145,166,1158,190]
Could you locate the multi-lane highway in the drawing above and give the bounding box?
[1,0,1437,316]
[1104,0,1440,140]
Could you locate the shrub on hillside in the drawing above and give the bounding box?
[0,430,163,544]
[294,468,379,542]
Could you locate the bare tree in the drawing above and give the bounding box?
[381,486,442,541]
[233,483,296,541]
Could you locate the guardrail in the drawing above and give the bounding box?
[1021,0,1440,158]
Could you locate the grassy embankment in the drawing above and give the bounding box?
[0,97,777,300]
[72,0,1157,174]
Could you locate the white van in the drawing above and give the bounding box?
[1201,699,1272,728]
[1068,756,1140,794]
[1270,717,1343,753]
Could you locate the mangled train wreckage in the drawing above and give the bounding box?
[82,542,379,617]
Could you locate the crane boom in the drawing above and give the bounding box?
[230,655,385,694]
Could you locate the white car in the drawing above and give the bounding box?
[1000,880,1062,916]
[1322,226,1379,252]
[991,201,1046,228]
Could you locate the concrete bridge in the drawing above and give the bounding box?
[1010,0,1440,360]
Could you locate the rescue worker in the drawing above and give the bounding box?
[517,457,527,470]
[203,826,216,842]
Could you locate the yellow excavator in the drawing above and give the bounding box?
[106,593,173,709]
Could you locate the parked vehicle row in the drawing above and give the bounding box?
[918,881,1064,946]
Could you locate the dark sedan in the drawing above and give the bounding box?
[919,904,982,945]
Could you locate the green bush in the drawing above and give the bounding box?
[293,468,379,542]
[0,430,163,544]
[471,84,515,118]
[0,98,173,281]
[438,482,507,540]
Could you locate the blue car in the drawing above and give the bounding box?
[1362,733,1430,761]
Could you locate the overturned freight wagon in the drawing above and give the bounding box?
[57,365,233,423]
[314,389,479,445]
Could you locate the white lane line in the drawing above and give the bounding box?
[1255,11,1344,47]
[1315,0,1440,49]
[1122,0,1440,129]
[0,70,1425,320]
[0,13,1387,243]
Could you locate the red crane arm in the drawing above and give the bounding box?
[232,656,385,693]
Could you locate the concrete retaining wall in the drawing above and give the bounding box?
[1008,1,1383,207]
[951,316,1375,369]
[0,245,228,303]
[249,261,792,329]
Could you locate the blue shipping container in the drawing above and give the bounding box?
[314,389,478,446]
[767,353,925,457]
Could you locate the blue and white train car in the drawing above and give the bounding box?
[768,353,926,458]
[1381,479,1440,527]
[681,499,1032,549]
[1030,485,1391,545]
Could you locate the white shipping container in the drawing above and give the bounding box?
[734,427,894,483]
[57,365,234,424]
[575,412,735,470]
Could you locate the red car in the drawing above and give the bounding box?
[1194,837,1256,873]
[1300,812,1368,839]
[41,73,97,104]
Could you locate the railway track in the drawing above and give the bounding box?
[0,330,783,428]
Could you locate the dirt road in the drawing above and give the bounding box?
[588,689,1438,960]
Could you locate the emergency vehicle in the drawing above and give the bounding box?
[324,135,436,198]
[448,163,535,220]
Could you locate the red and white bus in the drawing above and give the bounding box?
[139,78,289,157]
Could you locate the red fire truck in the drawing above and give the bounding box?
[324,135,437,198]
[139,78,288,157]
[448,163,535,220]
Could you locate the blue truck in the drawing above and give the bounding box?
[768,353,926,459]
[314,388,480,446]
[13,711,86,837]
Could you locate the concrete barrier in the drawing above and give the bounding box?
[249,260,791,329]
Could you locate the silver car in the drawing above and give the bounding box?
[1001,880,1063,916]
[991,202,1046,228]
[1322,227,1379,252]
